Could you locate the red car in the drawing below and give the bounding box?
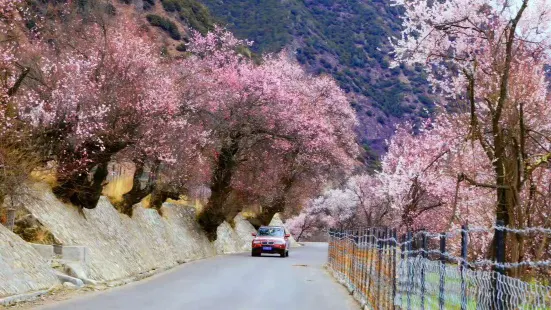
[251,226,291,257]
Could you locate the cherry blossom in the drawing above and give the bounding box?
[178,28,359,236]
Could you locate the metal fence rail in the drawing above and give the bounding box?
[327,227,551,310]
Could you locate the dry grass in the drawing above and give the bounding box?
[102,175,134,203]
[166,195,204,214]
[29,161,58,188]
[240,210,257,219]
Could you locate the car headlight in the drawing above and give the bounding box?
[274,240,285,245]
[253,240,262,244]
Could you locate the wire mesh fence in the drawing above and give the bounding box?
[327,226,551,310]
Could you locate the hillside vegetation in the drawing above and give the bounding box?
[200,0,436,158]
[1,0,359,239]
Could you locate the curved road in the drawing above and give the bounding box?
[40,243,359,310]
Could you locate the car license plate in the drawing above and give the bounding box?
[262,246,272,251]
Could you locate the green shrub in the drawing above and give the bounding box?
[143,0,155,10]
[198,0,434,123]
[176,43,187,52]
[161,0,181,12]
[146,14,181,40]
[160,0,214,34]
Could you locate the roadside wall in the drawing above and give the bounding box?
[22,184,216,283]
[213,213,256,254]
[0,224,59,298]
[1,183,297,299]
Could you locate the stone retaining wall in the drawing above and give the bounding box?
[1,183,299,300]
[0,225,59,298]
[22,184,215,282]
[213,213,257,254]
[30,244,88,263]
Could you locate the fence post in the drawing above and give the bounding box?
[388,228,393,310]
[363,228,368,302]
[367,228,374,302]
[344,230,349,283]
[358,229,363,299]
[352,230,357,292]
[381,227,390,309]
[439,232,447,310]
[399,233,406,307]
[328,228,333,268]
[391,229,397,310]
[355,229,362,291]
[421,230,427,310]
[350,230,354,291]
[377,229,383,310]
[338,230,342,275]
[406,231,412,310]
[460,225,468,310]
[495,220,506,310]
[336,230,340,273]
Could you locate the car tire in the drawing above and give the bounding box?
[252,251,260,257]
[286,251,289,257]
[280,251,286,258]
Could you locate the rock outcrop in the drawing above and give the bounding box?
[213,213,258,254]
[213,221,241,254]
[233,213,256,251]
[0,224,59,298]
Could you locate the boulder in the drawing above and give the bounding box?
[63,282,77,289]
[213,221,241,254]
[233,213,257,252]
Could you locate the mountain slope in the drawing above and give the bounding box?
[200,0,435,164]
[29,0,432,168]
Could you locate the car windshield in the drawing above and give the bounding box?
[257,227,284,237]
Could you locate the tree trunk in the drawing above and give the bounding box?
[52,142,126,210]
[149,189,179,211]
[495,161,511,227]
[119,160,160,216]
[198,138,240,240]
[250,175,295,227]
[252,196,286,227]
[53,161,108,210]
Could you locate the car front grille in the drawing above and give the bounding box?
[261,241,275,245]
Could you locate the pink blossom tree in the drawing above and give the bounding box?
[10,11,206,212]
[286,187,357,240]
[178,28,359,238]
[392,0,551,267]
[286,173,391,240]
[379,117,495,231]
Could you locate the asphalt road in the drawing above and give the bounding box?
[39,243,359,310]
